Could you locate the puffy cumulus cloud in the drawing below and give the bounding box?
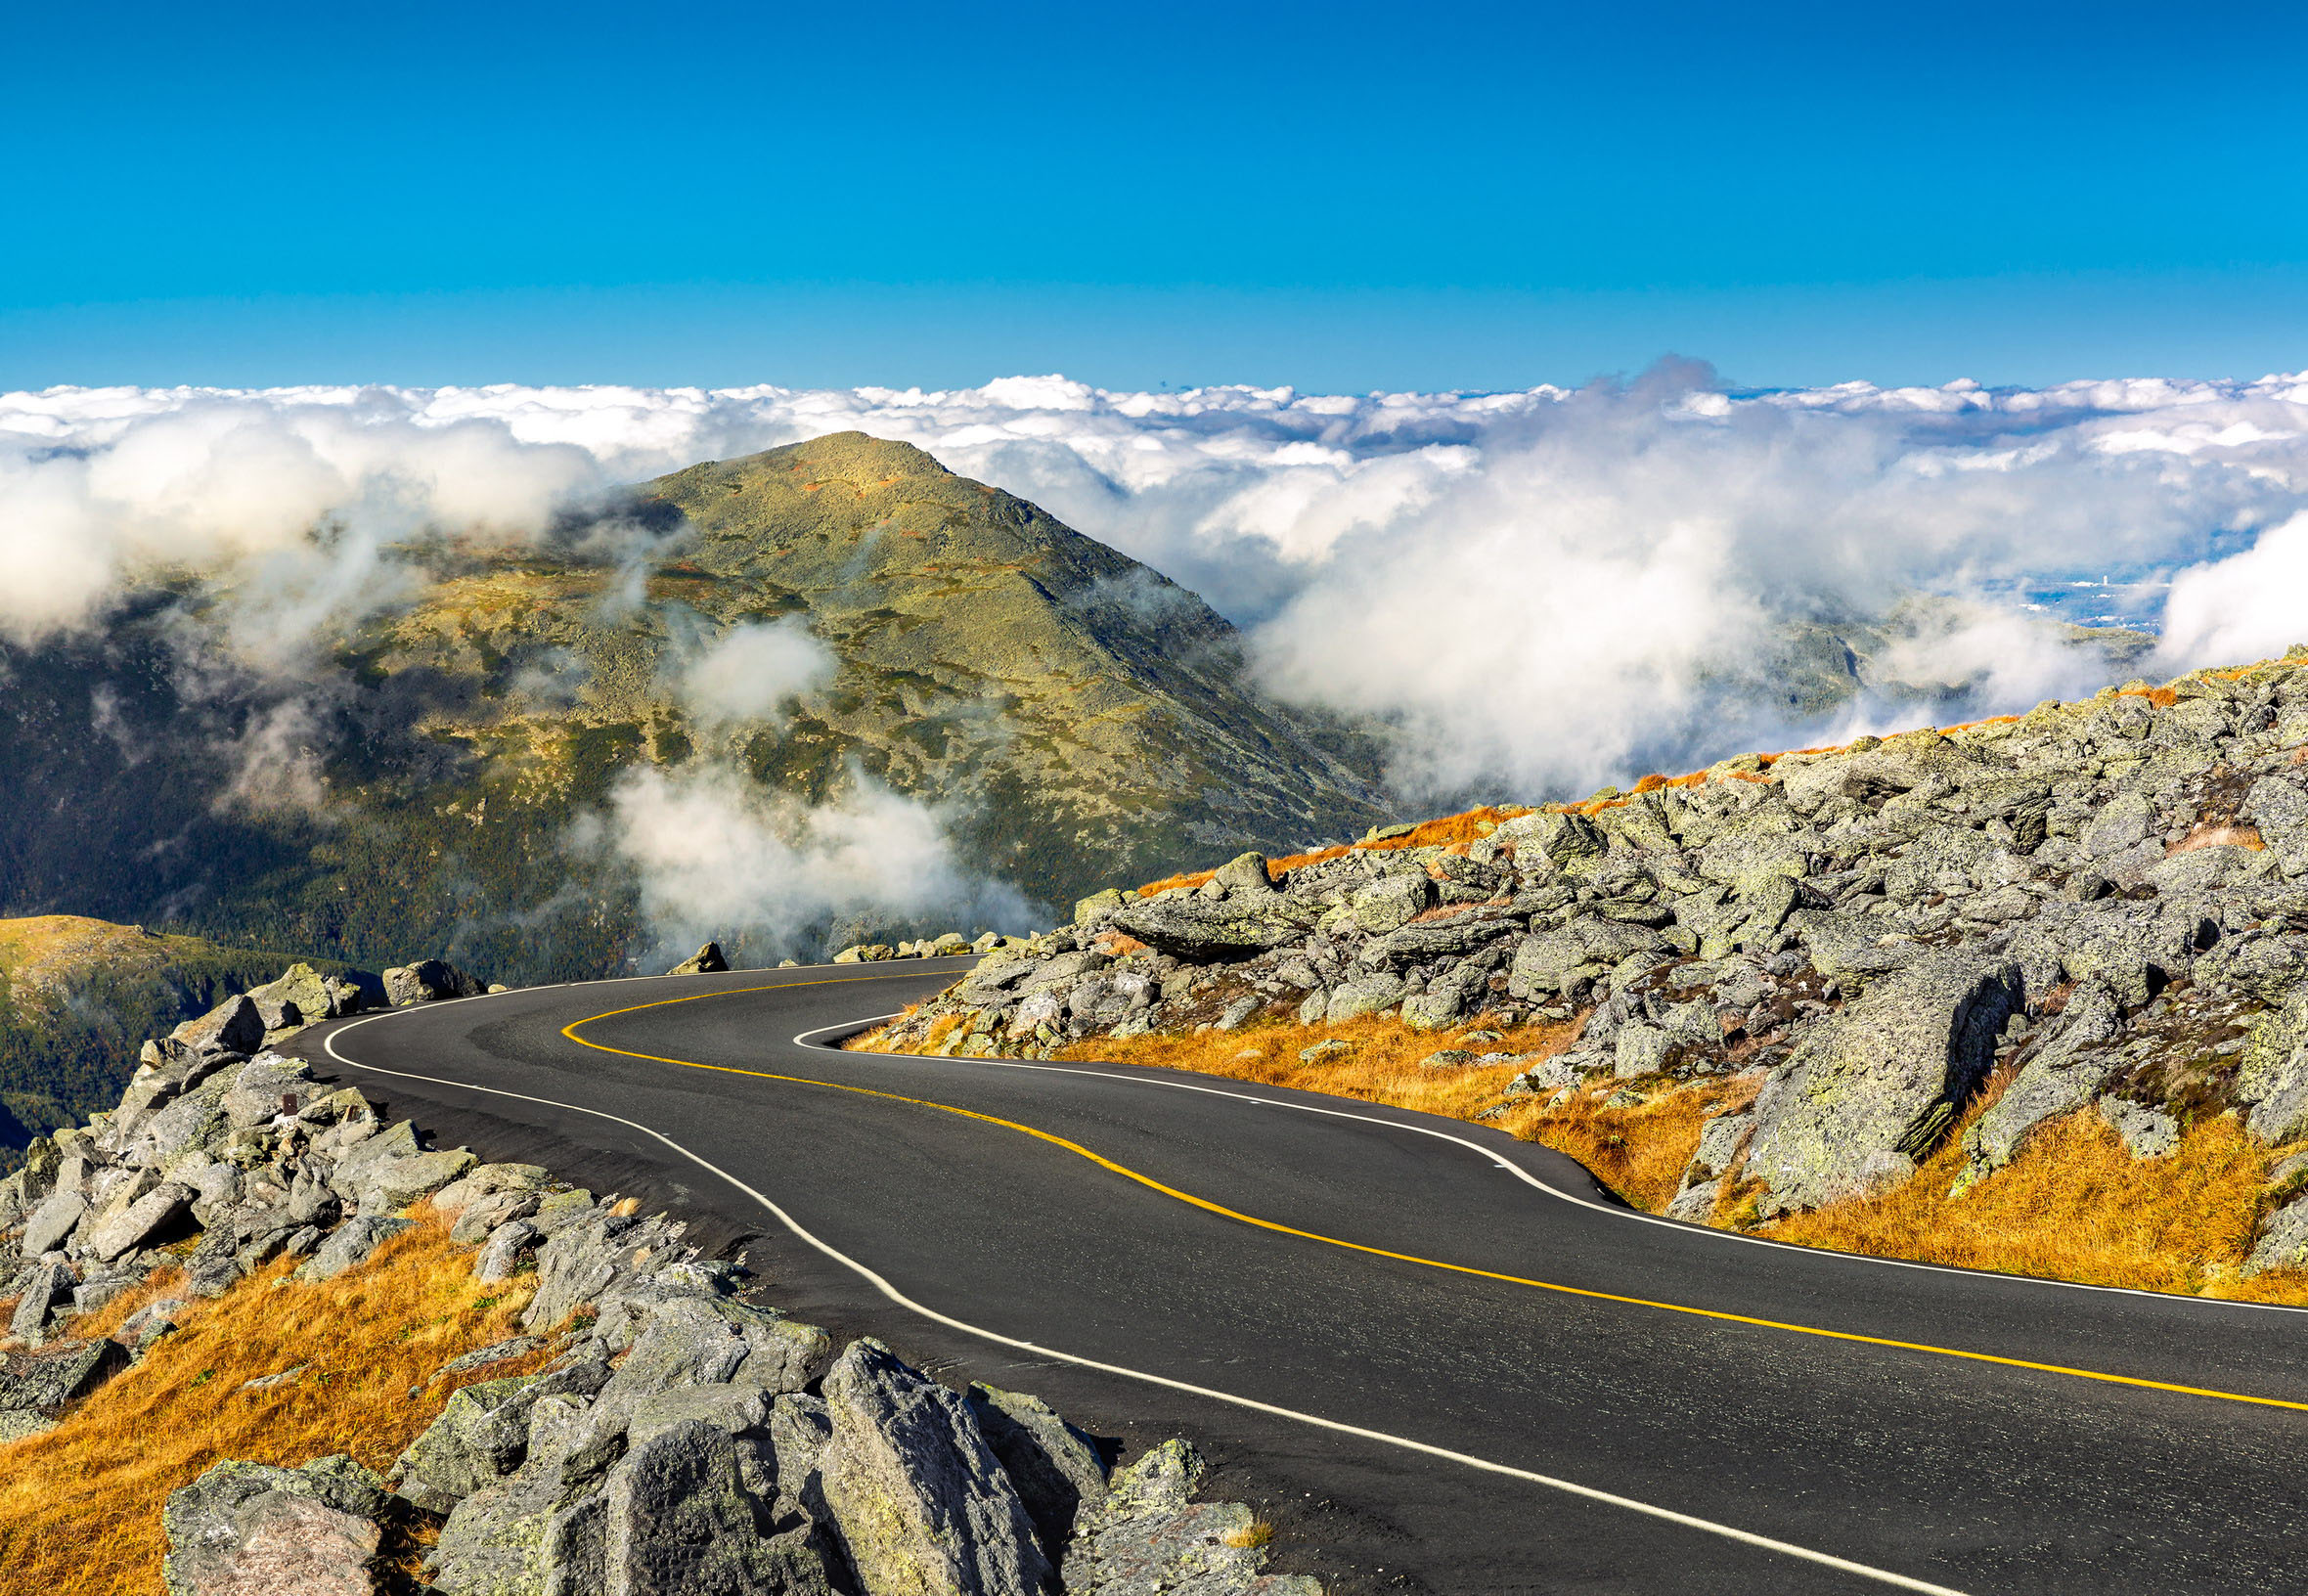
[2155,510,2308,674]
[672,617,837,729]
[15,367,2308,797]
[0,389,602,643]
[590,763,1035,964]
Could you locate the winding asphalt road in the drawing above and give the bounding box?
[290,961,2308,1595]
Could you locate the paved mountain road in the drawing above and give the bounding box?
[293,962,2308,1595]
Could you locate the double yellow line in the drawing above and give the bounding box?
[564,978,2308,1417]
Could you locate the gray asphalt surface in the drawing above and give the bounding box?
[291,961,2308,1596]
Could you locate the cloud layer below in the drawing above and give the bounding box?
[10,366,2308,811]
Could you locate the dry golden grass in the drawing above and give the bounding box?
[1494,1074,1753,1214]
[0,1218,549,1596]
[1056,1013,1571,1124]
[1763,1095,2308,1305]
[1038,1013,1734,1217]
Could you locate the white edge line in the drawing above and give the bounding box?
[806,1011,2308,1320]
[319,1001,1971,1596]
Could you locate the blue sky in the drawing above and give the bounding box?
[6,0,2305,391]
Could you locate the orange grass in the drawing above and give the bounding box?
[1040,1013,1729,1216]
[1494,1075,1753,1214]
[1055,1012,1572,1124]
[0,1218,549,1596]
[1764,1100,2308,1305]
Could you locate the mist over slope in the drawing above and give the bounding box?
[0,434,1385,980]
[9,365,2308,799]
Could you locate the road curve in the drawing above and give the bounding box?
[292,962,2308,1596]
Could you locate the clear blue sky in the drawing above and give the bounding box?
[6,0,2305,391]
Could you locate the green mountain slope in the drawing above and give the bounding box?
[0,433,1390,983]
[0,915,345,1164]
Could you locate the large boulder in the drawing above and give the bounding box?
[382,958,487,1006]
[162,1455,392,1596]
[296,1217,416,1282]
[1958,983,2125,1183]
[81,1182,197,1264]
[1742,952,2022,1212]
[21,1188,86,1258]
[967,1384,1108,1556]
[2246,776,2308,876]
[172,994,265,1057]
[2238,991,2308,1144]
[818,1339,1054,1596]
[243,963,368,1034]
[667,942,730,976]
[0,1337,130,1428]
[1106,898,1302,962]
[1062,1439,1318,1596]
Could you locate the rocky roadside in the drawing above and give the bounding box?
[874,649,2308,1275]
[0,977,1322,1596]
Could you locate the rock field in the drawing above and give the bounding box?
[877,651,2308,1263]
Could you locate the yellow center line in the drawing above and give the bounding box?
[564,981,2308,1417]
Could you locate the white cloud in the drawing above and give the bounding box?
[674,617,837,730]
[10,366,2308,802]
[591,763,1035,964]
[2154,510,2308,674]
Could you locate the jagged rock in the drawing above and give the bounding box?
[354,1147,479,1215]
[296,1216,415,1282]
[223,1056,318,1130]
[2239,991,2308,1144]
[8,1260,74,1344]
[477,1219,541,1283]
[587,1418,831,1596]
[1323,972,1405,1023]
[818,1339,1054,1596]
[383,958,487,1006]
[1062,1439,1316,1596]
[1743,953,2021,1212]
[2098,1096,2180,1158]
[1349,874,1434,935]
[82,1181,196,1263]
[21,1188,86,1258]
[1492,811,1605,870]
[1958,982,2125,1186]
[2246,776,2308,876]
[172,994,266,1057]
[594,1296,829,1413]
[968,1383,1109,1554]
[162,1455,391,1596]
[394,1374,545,1514]
[0,1336,129,1420]
[668,942,730,976]
[243,962,365,1034]
[2246,1189,2308,1275]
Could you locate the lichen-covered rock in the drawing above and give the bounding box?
[383,957,487,1006]
[1062,1440,1317,1596]
[82,1181,196,1263]
[968,1383,1109,1555]
[1743,953,2021,1212]
[2239,990,2308,1144]
[818,1339,1054,1596]
[162,1455,392,1596]
[296,1216,415,1282]
[2098,1096,2180,1159]
[172,994,266,1057]
[1106,898,1302,962]
[2245,1189,2308,1275]
[21,1187,86,1258]
[1959,982,2125,1183]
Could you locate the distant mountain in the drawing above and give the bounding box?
[0,433,1391,983]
